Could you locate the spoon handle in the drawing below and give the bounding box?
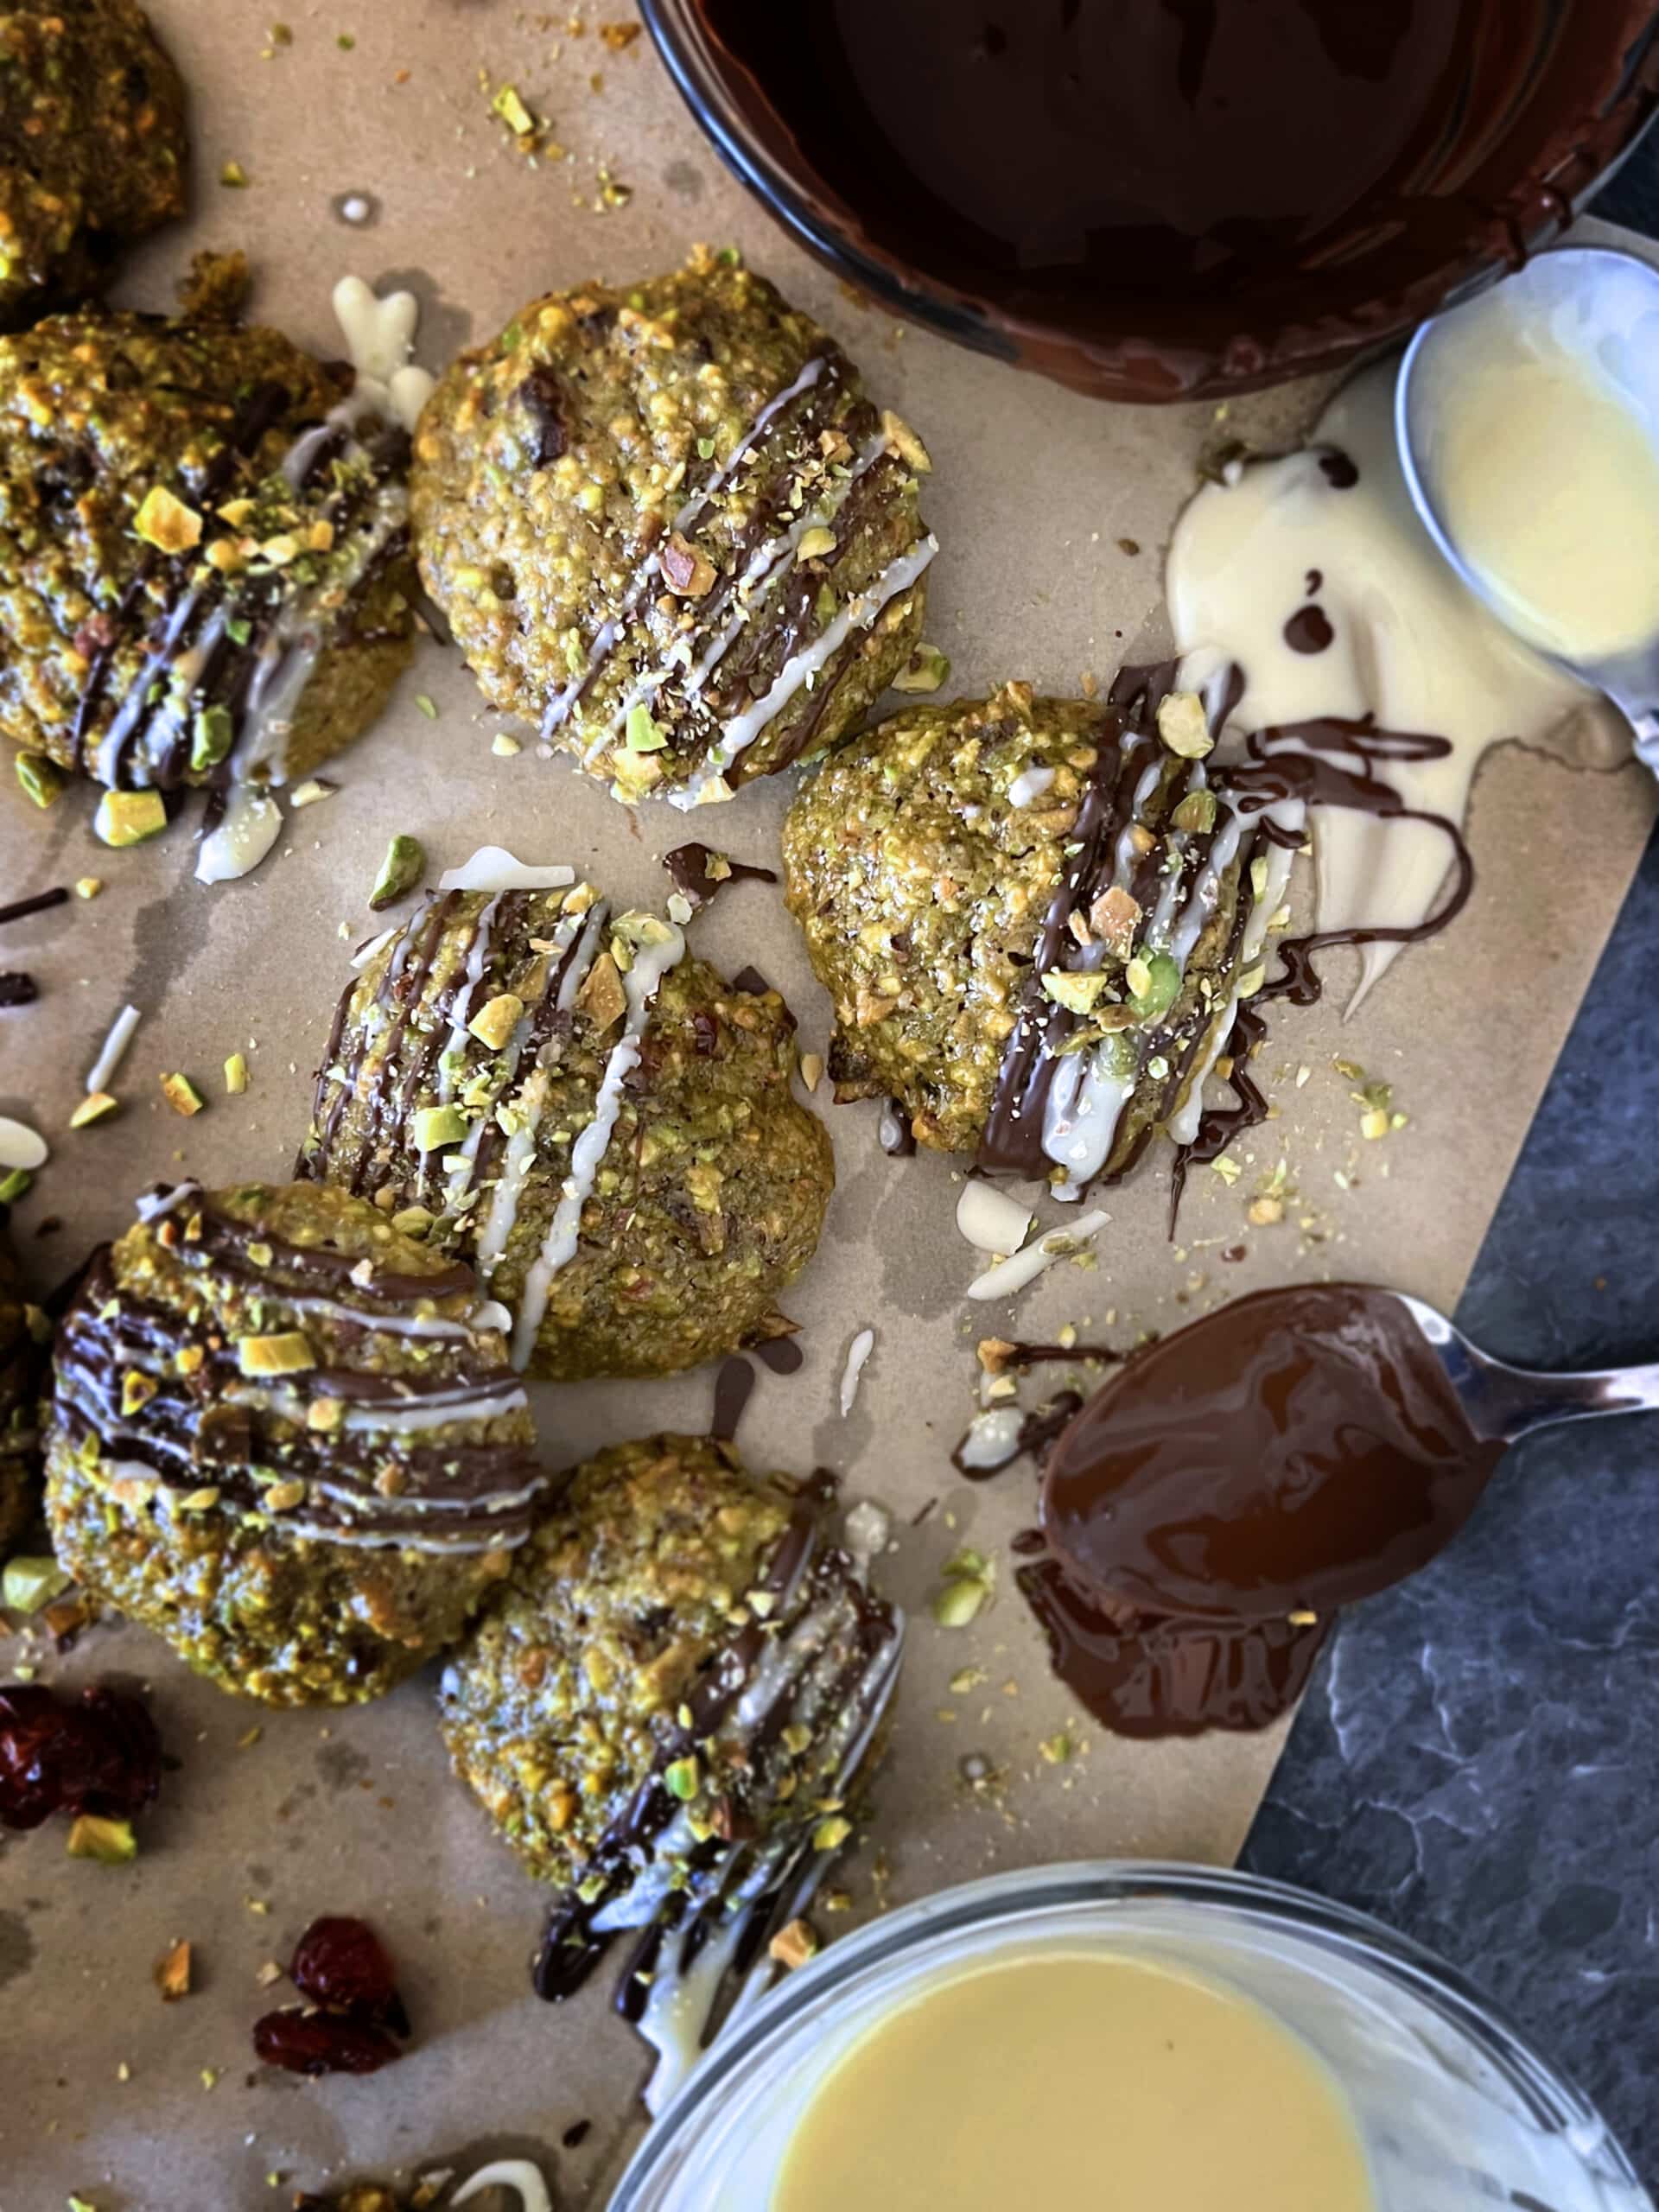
[1630,707,1659,778]
[1491,1358,1659,1440]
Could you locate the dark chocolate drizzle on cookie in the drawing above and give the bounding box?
[68,378,410,792]
[978,660,1255,1188]
[1167,717,1474,1211]
[51,1198,544,1554]
[527,1473,903,2100]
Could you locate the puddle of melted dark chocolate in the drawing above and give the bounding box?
[1043,1284,1504,1623]
[1018,1556,1330,1740]
[1019,1284,1505,1738]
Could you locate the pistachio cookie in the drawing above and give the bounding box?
[300,874,833,1380]
[0,310,413,794]
[410,247,935,805]
[783,668,1291,1192]
[44,1181,548,1706]
[0,1,188,331]
[437,1434,903,2000]
[0,1214,44,1556]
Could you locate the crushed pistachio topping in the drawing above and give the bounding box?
[2,1556,73,1614]
[133,486,203,556]
[224,1052,250,1096]
[236,1331,315,1377]
[413,1103,467,1152]
[890,641,950,694]
[69,1092,120,1129]
[16,753,66,808]
[1155,690,1212,760]
[369,834,425,910]
[66,1815,137,1865]
[468,993,524,1051]
[94,791,168,849]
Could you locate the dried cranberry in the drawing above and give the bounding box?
[0,1685,73,1829]
[252,2006,404,2076]
[289,1916,410,2036]
[0,1682,162,1831]
[73,1688,163,1817]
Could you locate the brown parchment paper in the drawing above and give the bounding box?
[0,7,1653,2205]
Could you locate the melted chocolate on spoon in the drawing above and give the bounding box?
[1020,1284,1505,1738]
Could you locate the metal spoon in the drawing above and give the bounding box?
[1039,1282,1659,1628]
[1395,244,1659,774]
[1395,1293,1659,1442]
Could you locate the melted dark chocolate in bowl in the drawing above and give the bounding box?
[677,0,1659,397]
[1041,1284,1505,1625]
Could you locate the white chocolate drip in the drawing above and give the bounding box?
[196,786,283,885]
[1166,357,1609,1007]
[469,901,608,1268]
[510,918,686,1368]
[545,358,828,740]
[673,532,938,807]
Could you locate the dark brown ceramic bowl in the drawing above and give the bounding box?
[641,0,1659,404]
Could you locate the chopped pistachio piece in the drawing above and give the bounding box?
[94,791,168,849]
[67,1815,137,1864]
[1128,949,1182,1024]
[413,1103,468,1152]
[69,1092,119,1129]
[191,703,234,774]
[812,1815,854,1852]
[368,834,424,910]
[2,1556,73,1614]
[931,1577,988,1628]
[1155,689,1213,760]
[74,876,103,899]
[880,409,931,473]
[414,694,439,719]
[16,753,66,809]
[663,1756,700,1802]
[0,1167,30,1204]
[160,1073,205,1117]
[625,702,668,752]
[1172,788,1218,835]
[1041,968,1111,1015]
[492,81,535,133]
[133,486,203,556]
[468,993,524,1051]
[236,1331,315,1377]
[796,525,837,561]
[890,641,950,694]
[224,1052,249,1096]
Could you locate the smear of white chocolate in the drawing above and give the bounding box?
[1166,359,1618,1007]
[196,786,283,885]
[331,274,435,433]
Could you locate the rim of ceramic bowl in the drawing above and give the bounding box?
[639,0,1659,403]
[610,1859,1648,2207]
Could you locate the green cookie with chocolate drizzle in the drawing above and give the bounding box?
[438,1434,902,2091]
[299,875,834,1380]
[0,310,414,791]
[43,1181,548,1707]
[783,671,1293,1190]
[0,2,188,332]
[410,246,935,805]
[0,1215,46,1556]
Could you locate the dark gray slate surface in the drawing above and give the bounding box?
[1241,127,1659,2187]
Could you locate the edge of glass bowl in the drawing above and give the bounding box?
[609,1859,1647,2209]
